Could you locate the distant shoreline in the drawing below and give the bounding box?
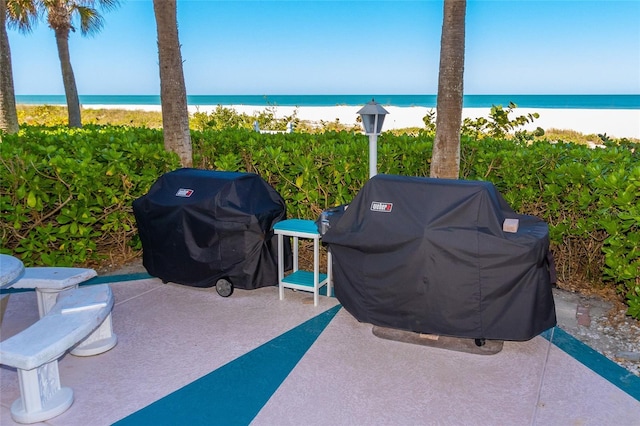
[15,94,640,109]
[16,94,640,138]
[57,103,639,139]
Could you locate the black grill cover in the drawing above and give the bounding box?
[133,168,287,289]
[321,174,556,341]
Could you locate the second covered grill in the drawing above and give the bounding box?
[321,174,556,341]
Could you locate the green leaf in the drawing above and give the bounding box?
[27,191,37,208]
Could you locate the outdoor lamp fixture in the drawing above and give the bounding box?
[357,98,389,178]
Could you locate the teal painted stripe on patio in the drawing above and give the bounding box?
[542,327,640,401]
[0,287,33,295]
[0,271,153,295]
[82,272,153,285]
[114,304,342,425]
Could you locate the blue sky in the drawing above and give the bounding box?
[7,0,640,95]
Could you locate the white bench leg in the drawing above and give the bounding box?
[70,312,118,357]
[36,286,77,318]
[11,360,74,424]
[35,286,117,357]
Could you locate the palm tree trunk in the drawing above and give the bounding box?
[0,0,19,134]
[431,0,466,179]
[153,0,192,167]
[54,27,82,128]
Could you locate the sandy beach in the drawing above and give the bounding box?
[88,104,640,139]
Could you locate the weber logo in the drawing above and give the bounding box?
[370,201,393,212]
[175,188,194,198]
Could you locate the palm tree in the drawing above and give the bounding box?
[6,0,119,128]
[0,0,19,133]
[430,0,466,179]
[153,0,192,167]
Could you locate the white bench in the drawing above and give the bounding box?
[9,267,117,356]
[0,284,115,424]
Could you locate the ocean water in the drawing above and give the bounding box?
[14,94,640,109]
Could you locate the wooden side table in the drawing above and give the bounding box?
[274,219,332,307]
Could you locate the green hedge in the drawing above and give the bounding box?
[1,125,181,266]
[1,125,638,317]
[461,138,640,319]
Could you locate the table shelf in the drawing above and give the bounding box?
[274,219,331,307]
[282,270,329,290]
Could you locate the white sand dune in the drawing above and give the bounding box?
[87,103,640,139]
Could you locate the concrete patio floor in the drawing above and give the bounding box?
[1,273,639,425]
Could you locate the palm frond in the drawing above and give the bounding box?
[74,5,102,35]
[6,0,42,32]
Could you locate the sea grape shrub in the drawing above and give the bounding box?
[189,104,298,132]
[462,137,640,318]
[190,105,254,131]
[0,125,180,267]
[460,102,541,140]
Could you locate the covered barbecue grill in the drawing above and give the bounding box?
[321,174,556,341]
[133,168,288,295]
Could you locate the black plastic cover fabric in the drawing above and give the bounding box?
[321,174,556,341]
[133,168,288,289]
